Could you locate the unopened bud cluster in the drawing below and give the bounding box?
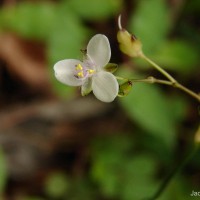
[117,15,143,58]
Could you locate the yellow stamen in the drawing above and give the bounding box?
[76,64,83,70]
[77,71,84,78]
[88,69,95,74]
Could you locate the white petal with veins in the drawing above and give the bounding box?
[87,34,111,69]
[54,59,84,86]
[92,71,118,102]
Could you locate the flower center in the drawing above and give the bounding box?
[75,64,95,79]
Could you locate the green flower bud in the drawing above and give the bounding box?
[104,63,118,73]
[118,80,133,97]
[117,15,143,57]
[81,78,92,96]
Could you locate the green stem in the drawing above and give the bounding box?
[115,76,128,81]
[174,82,200,102]
[116,76,170,85]
[116,76,200,102]
[140,53,177,83]
[141,77,200,102]
[130,77,172,86]
[145,145,199,200]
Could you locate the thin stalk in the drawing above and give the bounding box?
[116,76,200,102]
[140,77,200,102]
[145,145,199,200]
[139,53,200,102]
[115,76,128,81]
[130,77,172,86]
[116,76,171,85]
[174,82,200,102]
[140,53,177,83]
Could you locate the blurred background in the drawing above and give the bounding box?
[0,0,199,199]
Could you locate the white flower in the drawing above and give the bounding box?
[54,34,119,102]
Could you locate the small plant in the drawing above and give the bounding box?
[53,15,200,200]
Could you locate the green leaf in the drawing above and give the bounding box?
[129,0,171,54]
[45,172,69,198]
[120,83,177,148]
[91,136,157,199]
[91,135,133,198]
[121,155,157,200]
[68,178,96,200]
[66,0,122,20]
[47,7,88,63]
[152,40,199,74]
[0,2,56,39]
[158,178,193,200]
[0,149,7,193]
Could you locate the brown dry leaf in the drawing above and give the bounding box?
[0,33,51,90]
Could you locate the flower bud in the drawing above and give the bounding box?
[117,15,143,57]
[104,63,118,73]
[118,80,133,97]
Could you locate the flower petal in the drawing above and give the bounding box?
[87,34,111,69]
[54,59,84,86]
[92,71,118,102]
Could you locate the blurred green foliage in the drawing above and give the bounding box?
[120,79,188,149]
[66,0,122,20]
[0,149,7,194]
[91,135,157,199]
[153,40,199,74]
[130,0,199,73]
[45,172,70,198]
[44,172,96,200]
[0,2,56,39]
[130,0,171,54]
